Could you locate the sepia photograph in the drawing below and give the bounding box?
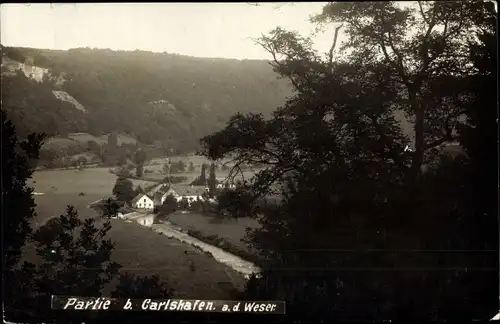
[1,2,498,322]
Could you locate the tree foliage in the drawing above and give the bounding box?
[157,194,179,218]
[190,163,208,185]
[312,0,495,180]
[1,72,88,138]
[169,160,187,174]
[134,185,145,196]
[3,109,180,322]
[108,132,118,148]
[200,1,498,321]
[2,109,46,270]
[208,163,217,195]
[112,177,135,203]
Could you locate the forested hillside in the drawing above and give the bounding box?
[1,45,292,152]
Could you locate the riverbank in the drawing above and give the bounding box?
[113,210,262,279]
[152,221,261,279]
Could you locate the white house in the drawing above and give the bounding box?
[131,193,154,210]
[215,177,236,189]
[170,185,207,206]
[216,182,236,189]
[177,195,204,204]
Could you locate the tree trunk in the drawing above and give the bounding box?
[409,87,424,182]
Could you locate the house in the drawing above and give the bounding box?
[215,177,236,189]
[148,183,167,196]
[131,193,154,210]
[151,186,179,207]
[164,187,179,199]
[169,185,207,206]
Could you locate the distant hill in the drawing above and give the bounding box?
[1,45,293,153]
[1,44,416,156]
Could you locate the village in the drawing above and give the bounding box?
[93,170,262,280]
[110,172,237,227]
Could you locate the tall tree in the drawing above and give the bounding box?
[134,185,145,196]
[29,206,122,321]
[312,1,493,182]
[208,163,217,195]
[108,132,118,148]
[136,164,144,178]
[112,177,135,203]
[134,149,147,178]
[2,109,45,320]
[2,109,45,270]
[200,1,497,321]
[102,198,121,218]
[190,163,208,186]
[163,162,171,175]
[2,110,179,323]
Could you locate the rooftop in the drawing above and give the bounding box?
[130,193,153,205]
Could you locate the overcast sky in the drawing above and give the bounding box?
[1,3,341,60]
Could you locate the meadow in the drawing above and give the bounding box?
[146,155,261,184]
[28,167,246,298]
[167,212,261,255]
[42,132,138,150]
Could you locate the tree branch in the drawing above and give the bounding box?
[418,2,430,25]
[387,30,409,82]
[249,166,298,199]
[254,36,299,89]
[378,12,410,86]
[423,135,458,151]
[328,24,343,67]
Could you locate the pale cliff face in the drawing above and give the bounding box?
[1,56,49,82]
[22,64,49,82]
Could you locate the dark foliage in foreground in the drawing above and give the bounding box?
[201,1,498,321]
[2,110,190,323]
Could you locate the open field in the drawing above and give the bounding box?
[31,168,156,197]
[30,168,116,226]
[102,219,246,299]
[167,212,261,255]
[144,159,261,185]
[41,132,138,150]
[27,167,246,299]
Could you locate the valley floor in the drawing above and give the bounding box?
[27,168,247,299]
